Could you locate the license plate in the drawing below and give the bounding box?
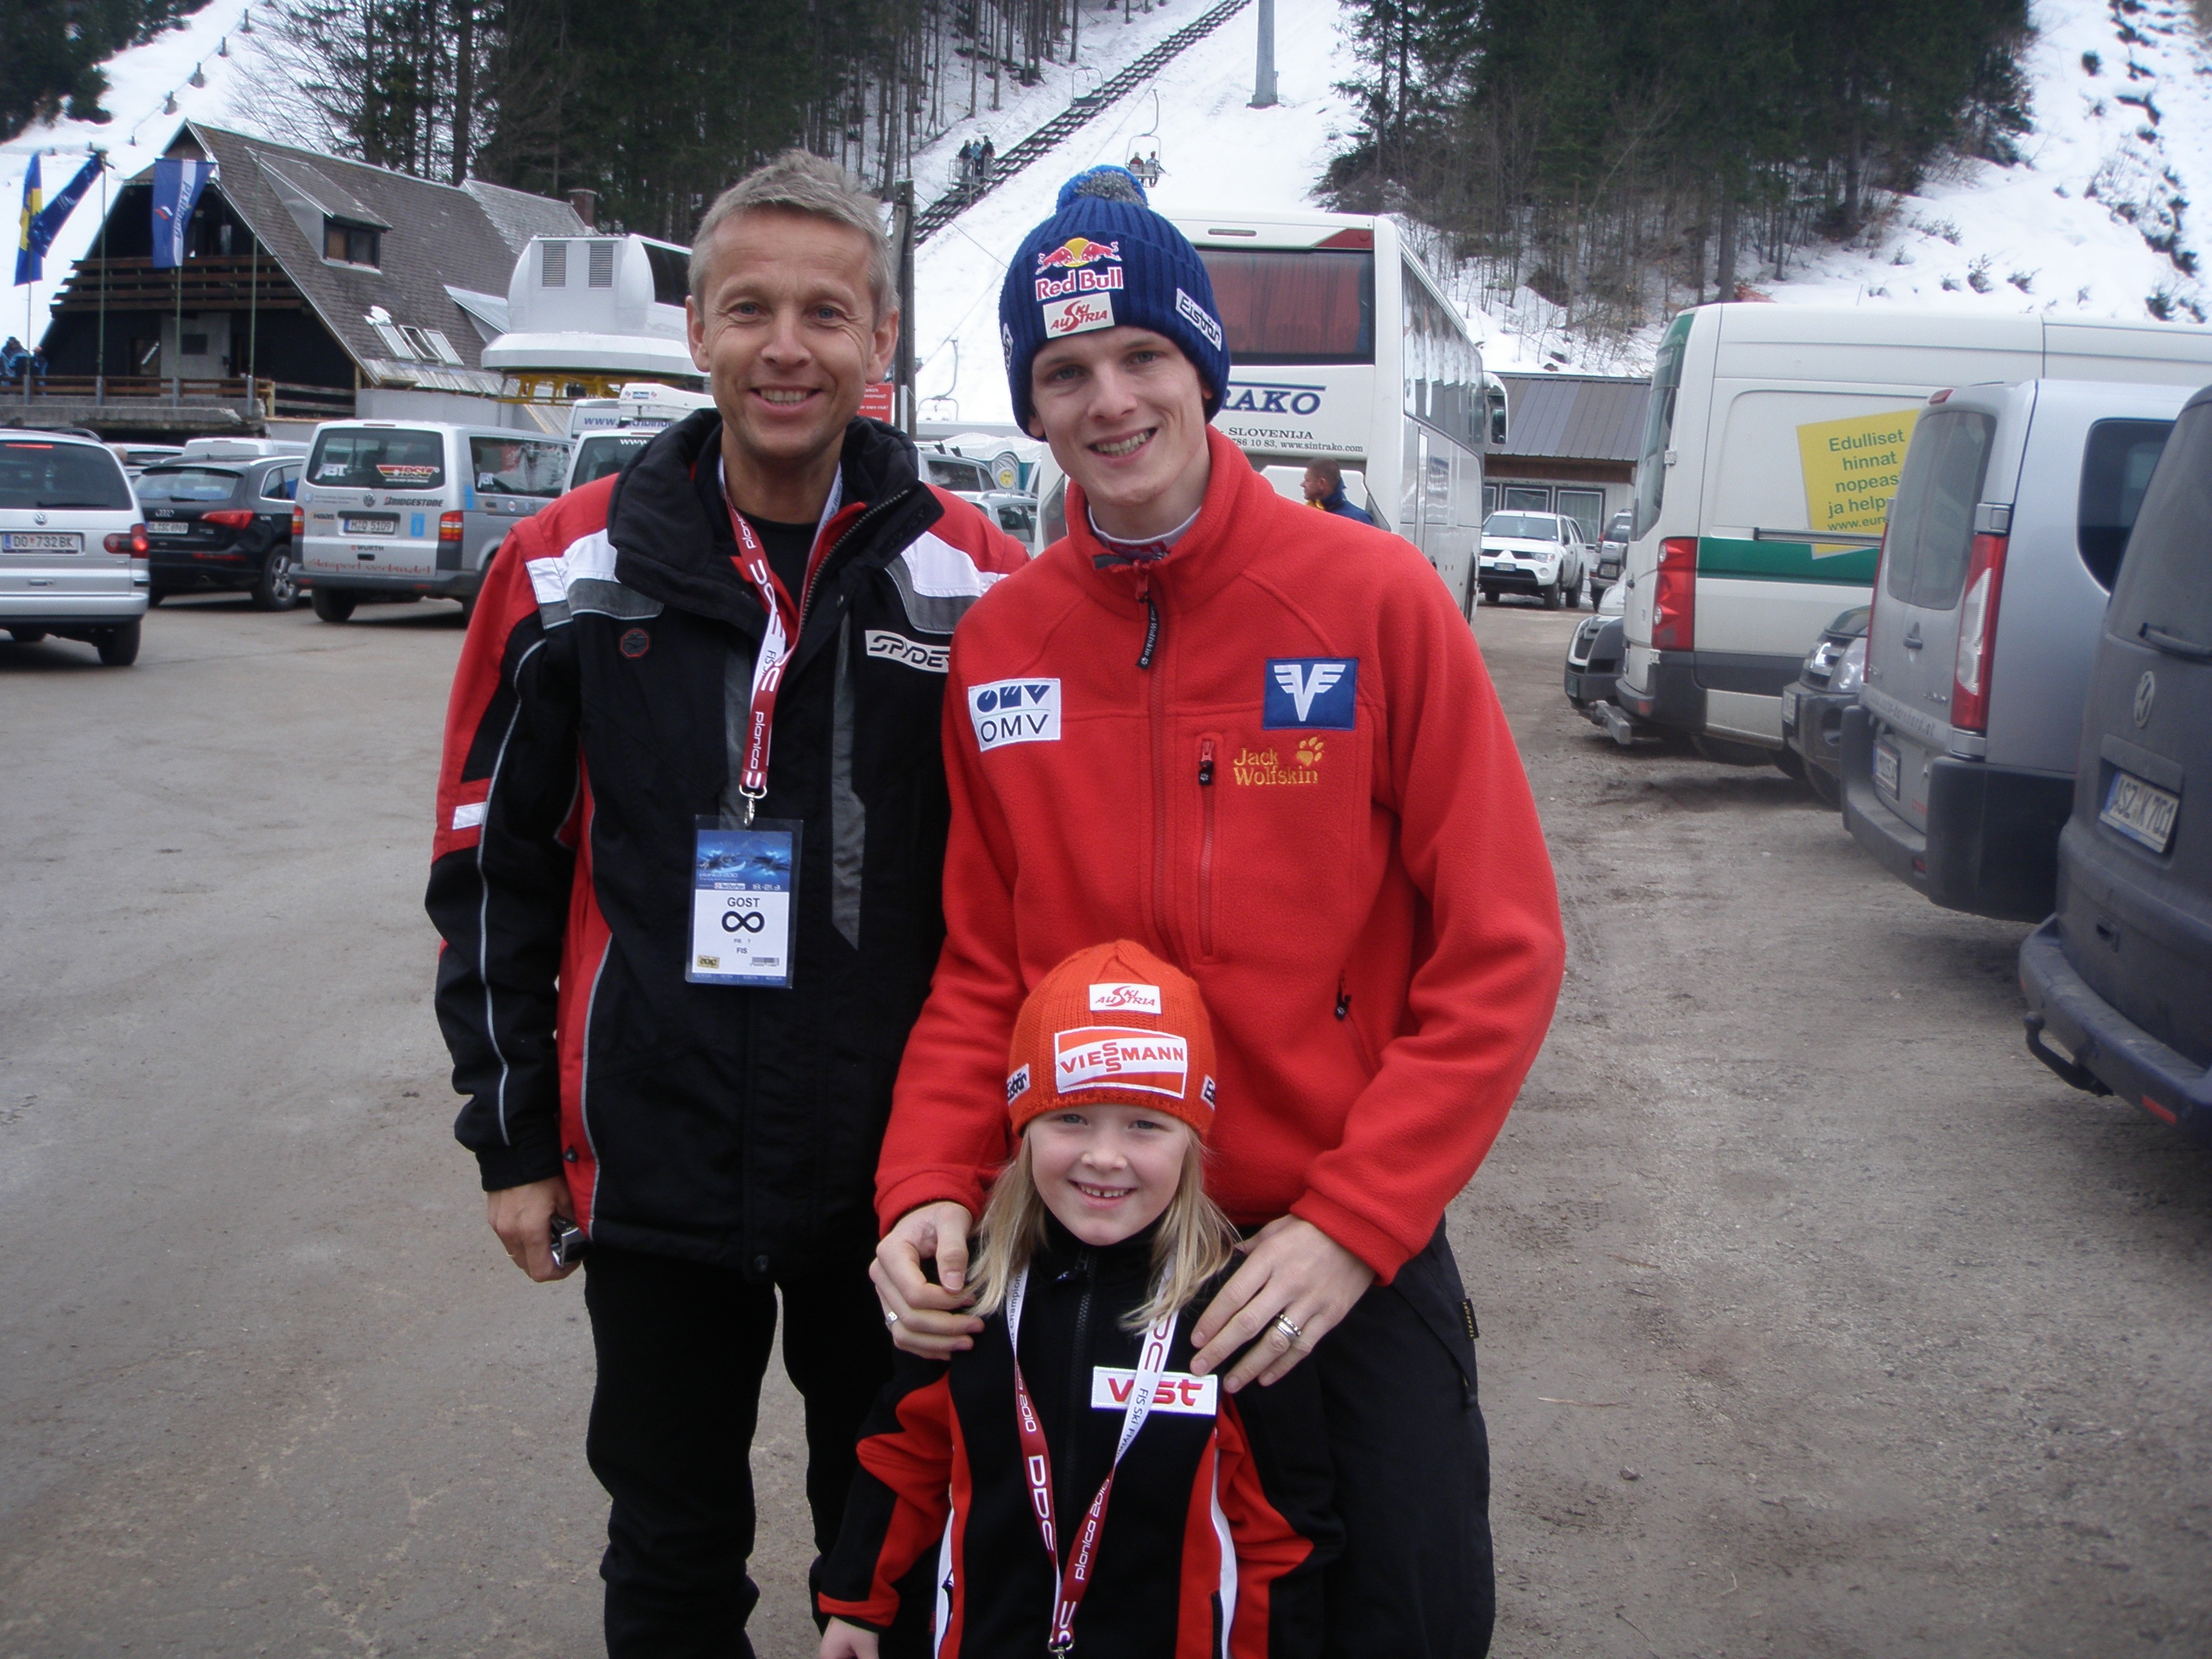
[2100,768,2180,854]
[3,531,82,552]
[343,515,399,535]
[144,521,190,536]
[1780,685,1801,726]
[1874,741,1901,798]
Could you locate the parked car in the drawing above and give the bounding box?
[2019,382,2212,1141]
[1565,577,1628,719]
[1842,380,2185,921]
[1479,510,1588,609]
[1,430,149,665]
[1779,606,1868,806]
[566,429,653,494]
[296,422,570,622]
[138,456,305,610]
[976,491,1037,543]
[1592,508,1631,604]
[108,442,184,480]
[920,450,996,499]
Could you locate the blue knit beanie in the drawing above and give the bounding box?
[999,166,1232,435]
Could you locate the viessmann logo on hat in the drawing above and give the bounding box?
[1054,1027,1189,1099]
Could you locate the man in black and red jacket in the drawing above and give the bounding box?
[424,150,1025,1658]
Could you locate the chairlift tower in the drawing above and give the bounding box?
[1251,0,1278,108]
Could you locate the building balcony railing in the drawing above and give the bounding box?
[49,255,307,314]
[0,375,355,421]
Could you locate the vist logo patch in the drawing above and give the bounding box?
[1088,982,1161,1014]
[865,629,949,672]
[968,678,1061,751]
[1042,293,1116,338]
[1263,658,1358,729]
[1091,1367,1218,1416]
[1054,1027,1188,1099]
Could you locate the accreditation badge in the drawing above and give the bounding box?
[688,818,800,988]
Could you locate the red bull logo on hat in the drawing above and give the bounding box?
[1036,236,1121,272]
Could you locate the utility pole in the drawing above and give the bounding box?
[893,179,917,435]
[1251,0,1278,108]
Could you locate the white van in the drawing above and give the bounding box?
[297,421,571,622]
[563,382,715,494]
[1610,306,2212,757]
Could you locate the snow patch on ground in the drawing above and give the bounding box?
[1,3,264,347]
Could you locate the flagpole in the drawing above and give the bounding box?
[95,158,107,405]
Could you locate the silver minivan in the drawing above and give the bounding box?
[2,431,150,665]
[1842,380,2186,920]
[297,422,571,622]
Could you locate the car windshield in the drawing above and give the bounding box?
[1484,513,1559,541]
[571,434,651,489]
[309,429,446,491]
[135,466,243,503]
[0,440,133,511]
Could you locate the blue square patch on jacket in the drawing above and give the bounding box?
[1264,659,1358,729]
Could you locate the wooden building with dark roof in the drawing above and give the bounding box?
[1483,372,1652,543]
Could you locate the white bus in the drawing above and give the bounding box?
[1029,210,1503,613]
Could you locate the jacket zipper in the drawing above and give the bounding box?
[1197,736,1218,959]
[1060,1245,1098,1545]
[1141,574,1175,956]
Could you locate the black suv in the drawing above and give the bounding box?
[2020,384,2212,1141]
[138,457,304,610]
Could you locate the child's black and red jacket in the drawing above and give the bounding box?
[819,1215,1338,1658]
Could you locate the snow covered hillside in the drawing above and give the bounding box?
[910,0,1353,426]
[0,2,258,345]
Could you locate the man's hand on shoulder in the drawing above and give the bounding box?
[1190,1215,1376,1392]
[872,1200,983,1358]
[488,1175,575,1282]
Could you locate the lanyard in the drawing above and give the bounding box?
[720,460,842,823]
[1003,1265,1178,1657]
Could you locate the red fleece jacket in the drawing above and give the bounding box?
[876,431,1564,1279]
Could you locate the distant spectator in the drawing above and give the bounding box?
[977,134,996,185]
[1302,457,1375,526]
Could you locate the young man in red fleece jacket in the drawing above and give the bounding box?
[871,168,1565,1657]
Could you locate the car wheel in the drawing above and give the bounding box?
[311,587,357,623]
[1691,734,1772,766]
[1772,746,1806,780]
[1542,575,1561,610]
[1805,765,1842,808]
[146,589,168,607]
[1480,586,1498,606]
[1590,583,1609,608]
[457,592,477,625]
[96,620,141,667]
[252,547,302,611]
[8,628,49,644]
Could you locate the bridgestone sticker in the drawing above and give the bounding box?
[865,629,949,672]
[968,678,1061,751]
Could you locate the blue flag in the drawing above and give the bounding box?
[13,153,41,286]
[150,156,215,270]
[13,155,101,287]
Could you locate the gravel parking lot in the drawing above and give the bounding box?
[2,592,2205,1657]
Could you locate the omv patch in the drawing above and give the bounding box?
[968,678,1061,751]
[1263,659,1358,729]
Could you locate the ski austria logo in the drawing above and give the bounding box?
[968,677,1061,751]
[1175,288,1223,351]
[1007,1063,1031,1105]
[1043,292,1116,338]
[1054,1027,1189,1099]
[1088,982,1162,1015]
[865,629,948,672]
[1263,658,1359,729]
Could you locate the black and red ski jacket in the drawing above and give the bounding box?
[820,1216,1338,1658]
[426,412,1026,1276]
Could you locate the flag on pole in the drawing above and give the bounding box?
[150,157,216,270]
[13,155,101,287]
[13,153,42,286]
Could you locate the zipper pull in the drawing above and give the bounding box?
[1198,738,1215,786]
[1136,579,1160,671]
[1335,977,1350,1021]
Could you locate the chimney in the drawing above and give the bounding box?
[568,188,599,229]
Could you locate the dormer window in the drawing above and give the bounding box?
[324,218,381,267]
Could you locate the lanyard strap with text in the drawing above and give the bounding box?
[1003,1265,1178,1657]
[722,461,841,823]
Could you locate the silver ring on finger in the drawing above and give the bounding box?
[883,1308,901,1327]
[1273,1313,1304,1346]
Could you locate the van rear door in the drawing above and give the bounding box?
[301,427,449,580]
[1863,403,2003,828]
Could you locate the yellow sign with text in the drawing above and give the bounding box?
[1797,407,1921,541]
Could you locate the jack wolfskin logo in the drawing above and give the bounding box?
[1296,736,1325,768]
